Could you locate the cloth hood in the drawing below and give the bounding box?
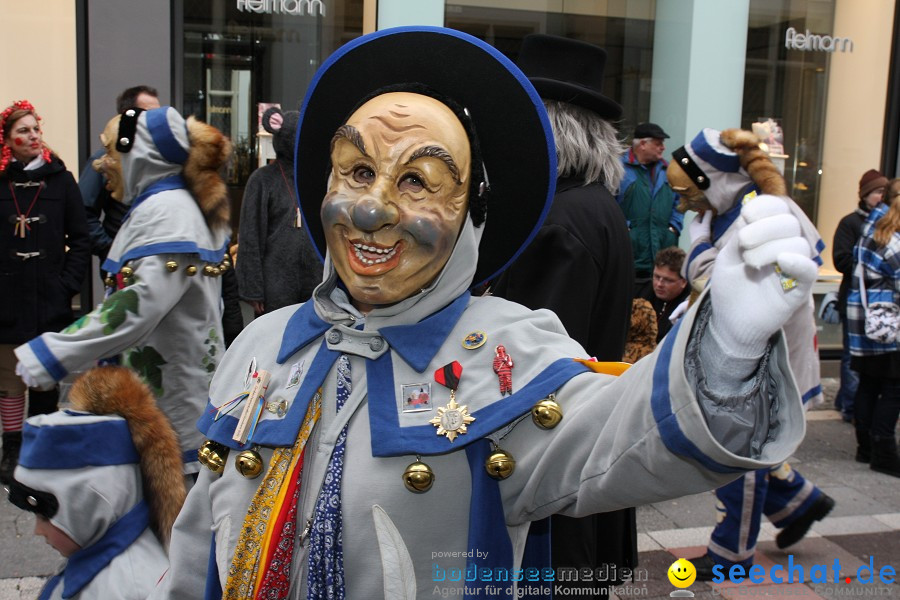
[120,107,190,204]
[13,411,143,549]
[685,128,754,214]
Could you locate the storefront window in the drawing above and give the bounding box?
[743,0,836,223]
[444,1,656,130]
[179,0,363,229]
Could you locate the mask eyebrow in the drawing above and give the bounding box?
[406,145,461,184]
[331,124,367,156]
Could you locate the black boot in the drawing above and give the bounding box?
[775,492,835,549]
[27,387,59,418]
[870,436,900,478]
[855,428,871,463]
[0,431,22,484]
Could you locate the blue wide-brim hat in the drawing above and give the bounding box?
[294,26,557,286]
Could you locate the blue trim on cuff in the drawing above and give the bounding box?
[650,319,744,474]
[27,337,68,382]
[146,108,189,165]
[19,420,139,469]
[801,385,822,405]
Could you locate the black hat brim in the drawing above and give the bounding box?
[529,78,623,120]
[294,26,557,287]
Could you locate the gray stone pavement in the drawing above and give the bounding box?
[0,377,897,598]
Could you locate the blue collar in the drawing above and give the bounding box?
[277,291,471,372]
[122,174,187,223]
[62,500,150,598]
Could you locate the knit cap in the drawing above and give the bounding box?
[858,169,888,200]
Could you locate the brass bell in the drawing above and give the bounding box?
[402,459,435,493]
[120,266,134,278]
[219,260,231,272]
[531,395,563,430]
[104,276,116,288]
[165,260,178,272]
[211,266,221,277]
[235,449,264,479]
[203,265,216,276]
[198,440,228,474]
[485,447,515,480]
[185,265,198,276]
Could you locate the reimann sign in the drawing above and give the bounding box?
[236,0,325,17]
[785,27,853,53]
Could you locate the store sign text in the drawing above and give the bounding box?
[785,27,853,53]
[236,0,325,17]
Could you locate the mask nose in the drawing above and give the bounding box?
[351,194,398,232]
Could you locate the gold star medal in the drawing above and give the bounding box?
[429,361,474,442]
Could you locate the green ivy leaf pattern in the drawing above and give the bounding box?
[202,328,221,374]
[62,313,91,335]
[99,289,140,334]
[124,346,167,396]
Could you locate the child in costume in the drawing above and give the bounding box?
[6,366,185,599]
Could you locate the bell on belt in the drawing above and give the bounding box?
[485,447,515,480]
[203,265,216,276]
[120,266,134,278]
[531,394,563,429]
[235,449,264,479]
[402,459,435,493]
[165,260,178,272]
[185,265,198,276]
[103,276,116,288]
[198,440,228,474]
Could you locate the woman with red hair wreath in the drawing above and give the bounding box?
[0,100,89,483]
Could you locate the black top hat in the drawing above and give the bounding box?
[516,34,623,120]
[295,26,557,286]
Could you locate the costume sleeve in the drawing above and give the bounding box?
[832,216,858,276]
[78,151,114,254]
[60,170,91,296]
[685,231,717,285]
[494,224,600,352]
[235,172,268,303]
[15,254,192,388]
[501,290,804,526]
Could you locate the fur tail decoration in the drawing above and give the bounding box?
[184,116,232,232]
[67,366,186,546]
[719,128,787,196]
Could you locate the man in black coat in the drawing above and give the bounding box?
[491,35,635,599]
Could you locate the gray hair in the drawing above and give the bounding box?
[543,99,625,193]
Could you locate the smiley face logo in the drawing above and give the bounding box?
[668,558,697,588]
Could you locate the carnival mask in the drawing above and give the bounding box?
[322,92,471,309]
[93,115,125,202]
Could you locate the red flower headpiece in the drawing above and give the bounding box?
[0,99,51,174]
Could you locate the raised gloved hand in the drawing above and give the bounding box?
[708,195,818,359]
[689,210,713,244]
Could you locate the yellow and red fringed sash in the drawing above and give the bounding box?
[223,390,322,600]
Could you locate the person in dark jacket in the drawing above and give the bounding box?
[492,34,635,600]
[832,169,888,422]
[236,107,323,316]
[642,246,690,342]
[0,100,90,483]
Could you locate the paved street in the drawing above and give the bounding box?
[0,377,897,599]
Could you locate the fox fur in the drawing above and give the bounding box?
[184,116,232,232]
[672,128,786,213]
[67,366,186,546]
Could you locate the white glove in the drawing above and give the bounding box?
[16,361,40,389]
[708,195,818,358]
[669,298,690,324]
[689,210,713,244]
